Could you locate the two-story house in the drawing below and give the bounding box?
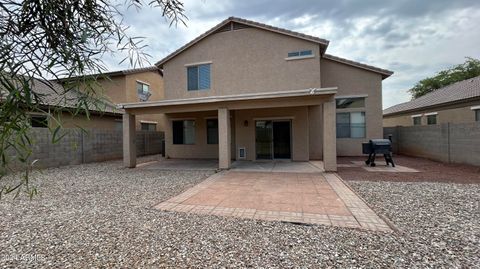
[118,17,393,171]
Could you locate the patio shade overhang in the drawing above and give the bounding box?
[118,87,337,114]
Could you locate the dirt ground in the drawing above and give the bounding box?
[338,155,480,184]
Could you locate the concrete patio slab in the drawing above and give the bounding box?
[231,161,324,173]
[154,170,392,232]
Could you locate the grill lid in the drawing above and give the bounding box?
[369,139,391,146]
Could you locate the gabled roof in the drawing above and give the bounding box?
[155,16,330,67]
[323,54,393,79]
[29,78,121,115]
[383,75,480,116]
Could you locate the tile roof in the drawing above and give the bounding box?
[29,78,121,115]
[155,16,330,67]
[323,54,393,79]
[383,75,480,116]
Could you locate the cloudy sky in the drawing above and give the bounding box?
[106,0,480,108]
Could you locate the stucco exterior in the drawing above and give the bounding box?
[383,100,480,127]
[163,27,321,99]
[321,58,384,156]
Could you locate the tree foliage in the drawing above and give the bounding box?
[409,57,480,99]
[0,0,186,198]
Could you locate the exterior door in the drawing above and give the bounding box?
[255,120,291,159]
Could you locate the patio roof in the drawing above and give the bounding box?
[118,87,337,110]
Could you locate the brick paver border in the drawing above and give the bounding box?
[154,171,393,232]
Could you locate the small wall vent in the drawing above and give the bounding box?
[238,147,246,159]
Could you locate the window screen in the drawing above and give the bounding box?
[206,119,218,144]
[413,116,421,125]
[187,64,210,91]
[141,123,156,131]
[475,110,480,122]
[427,115,437,125]
[336,112,365,138]
[173,120,195,144]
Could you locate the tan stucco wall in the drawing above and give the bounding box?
[383,100,480,127]
[321,58,384,156]
[124,71,166,131]
[163,27,321,100]
[164,110,221,159]
[83,70,166,131]
[163,107,310,161]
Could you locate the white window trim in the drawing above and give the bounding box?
[470,105,480,110]
[425,112,438,116]
[136,80,150,86]
[285,55,315,61]
[184,61,212,67]
[335,94,368,99]
[411,114,423,118]
[140,120,157,124]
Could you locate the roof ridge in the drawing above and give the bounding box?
[323,54,393,78]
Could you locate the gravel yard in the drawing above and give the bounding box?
[1,157,479,268]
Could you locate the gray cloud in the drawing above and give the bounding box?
[104,0,480,108]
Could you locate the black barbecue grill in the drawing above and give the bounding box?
[362,139,395,167]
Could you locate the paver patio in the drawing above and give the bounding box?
[155,170,392,232]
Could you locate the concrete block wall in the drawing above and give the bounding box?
[8,128,164,170]
[384,122,480,166]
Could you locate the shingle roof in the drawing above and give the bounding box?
[383,75,480,116]
[155,16,330,67]
[323,54,393,79]
[30,78,121,115]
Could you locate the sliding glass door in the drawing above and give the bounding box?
[255,120,291,160]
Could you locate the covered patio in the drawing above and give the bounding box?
[118,87,338,171]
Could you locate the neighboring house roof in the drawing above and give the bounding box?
[155,16,330,68]
[383,75,480,116]
[154,16,393,79]
[324,54,393,79]
[30,78,121,115]
[56,66,161,81]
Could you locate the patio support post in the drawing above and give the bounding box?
[218,107,231,169]
[123,112,136,168]
[323,98,337,171]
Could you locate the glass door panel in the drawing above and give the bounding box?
[255,120,273,159]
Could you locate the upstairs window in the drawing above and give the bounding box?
[187,64,211,91]
[172,120,195,145]
[136,81,151,101]
[287,50,313,58]
[476,109,480,122]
